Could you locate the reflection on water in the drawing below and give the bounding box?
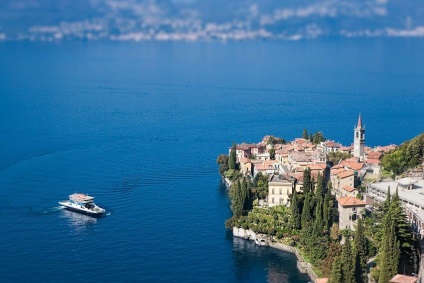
[232,237,310,283]
[60,209,97,231]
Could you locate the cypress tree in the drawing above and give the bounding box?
[229,142,237,170]
[290,189,301,230]
[330,256,343,283]
[382,186,391,214]
[302,129,308,139]
[315,172,324,197]
[230,180,243,219]
[354,218,368,283]
[378,210,401,283]
[341,235,355,283]
[301,193,312,228]
[303,168,311,194]
[241,178,252,211]
[323,189,331,230]
[390,187,413,271]
[311,176,316,196]
[313,197,324,237]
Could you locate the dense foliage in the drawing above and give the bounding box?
[266,135,286,145]
[301,129,326,144]
[381,132,424,175]
[229,142,237,170]
[327,151,353,165]
[216,154,229,175]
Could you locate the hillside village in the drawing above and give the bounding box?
[228,114,397,206]
[219,114,424,283]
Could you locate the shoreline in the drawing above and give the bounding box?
[233,227,317,282]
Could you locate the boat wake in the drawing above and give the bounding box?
[32,206,64,215]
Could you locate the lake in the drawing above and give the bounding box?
[0,38,423,282]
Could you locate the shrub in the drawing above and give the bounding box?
[276,231,284,239]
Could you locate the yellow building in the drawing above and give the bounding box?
[268,175,296,207]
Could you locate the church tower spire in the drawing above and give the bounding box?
[353,113,365,161]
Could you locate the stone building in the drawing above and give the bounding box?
[338,196,366,231]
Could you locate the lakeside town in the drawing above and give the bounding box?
[218,114,424,283]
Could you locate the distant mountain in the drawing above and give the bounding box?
[1,0,424,41]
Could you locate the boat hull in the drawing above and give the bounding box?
[59,201,105,217]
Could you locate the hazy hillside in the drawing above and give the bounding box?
[1,0,424,41]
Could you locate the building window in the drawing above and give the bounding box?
[272,197,274,203]
[279,198,282,204]
[279,189,282,195]
[272,188,275,194]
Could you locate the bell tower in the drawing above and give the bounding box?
[353,113,365,161]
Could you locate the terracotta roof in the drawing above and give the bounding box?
[331,168,345,176]
[337,196,366,207]
[239,157,251,164]
[331,163,345,169]
[390,274,418,283]
[367,159,381,165]
[264,160,278,166]
[324,141,341,148]
[338,170,355,179]
[254,164,267,170]
[306,164,327,170]
[344,162,364,171]
[367,151,382,159]
[236,144,251,151]
[315,279,329,283]
[343,186,356,192]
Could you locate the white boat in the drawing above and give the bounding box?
[59,193,105,216]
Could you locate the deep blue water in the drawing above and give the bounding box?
[0,39,423,282]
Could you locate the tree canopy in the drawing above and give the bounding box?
[381,132,424,175]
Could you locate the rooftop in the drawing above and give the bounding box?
[368,179,424,210]
[338,170,355,179]
[269,174,295,184]
[343,186,356,192]
[337,196,366,207]
[390,274,418,283]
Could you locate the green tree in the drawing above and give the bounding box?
[341,235,355,283]
[323,189,331,230]
[229,142,237,170]
[381,132,424,175]
[290,189,301,230]
[330,256,343,283]
[303,168,312,194]
[216,154,229,175]
[313,198,324,237]
[327,151,353,165]
[378,210,401,283]
[313,131,326,144]
[391,187,414,270]
[315,172,324,197]
[354,218,368,283]
[301,193,312,228]
[253,172,268,199]
[302,129,308,139]
[269,148,275,160]
[230,180,244,219]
